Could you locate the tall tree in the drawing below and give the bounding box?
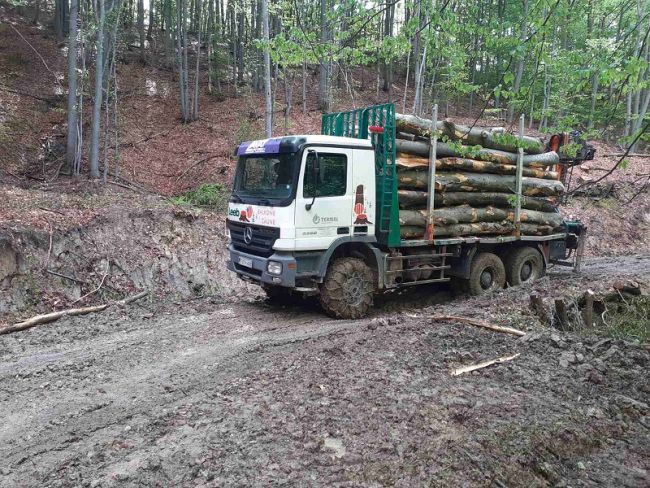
[89,0,106,178]
[65,0,79,172]
[262,0,272,136]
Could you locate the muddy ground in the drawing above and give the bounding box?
[1,255,649,487]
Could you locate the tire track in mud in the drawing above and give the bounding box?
[0,303,366,481]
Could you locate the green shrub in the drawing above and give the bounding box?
[171,183,227,210]
[596,296,650,343]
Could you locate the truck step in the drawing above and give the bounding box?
[384,265,451,275]
[397,277,451,287]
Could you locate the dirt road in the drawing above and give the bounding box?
[1,256,649,487]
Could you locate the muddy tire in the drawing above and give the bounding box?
[262,285,294,305]
[319,258,374,319]
[467,252,506,296]
[504,247,544,286]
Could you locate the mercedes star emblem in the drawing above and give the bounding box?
[244,226,253,244]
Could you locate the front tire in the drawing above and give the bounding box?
[319,258,374,319]
[467,252,506,296]
[504,247,544,286]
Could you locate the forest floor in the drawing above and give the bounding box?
[1,255,649,487]
[1,6,649,487]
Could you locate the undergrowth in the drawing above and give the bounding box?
[171,183,227,210]
[597,296,650,343]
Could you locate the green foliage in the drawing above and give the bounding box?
[171,183,226,209]
[595,296,650,343]
[490,132,541,152]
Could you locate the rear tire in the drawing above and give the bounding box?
[504,247,544,286]
[467,252,506,296]
[319,257,374,319]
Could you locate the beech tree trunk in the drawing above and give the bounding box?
[397,171,565,196]
[400,222,555,239]
[66,0,78,172]
[396,154,559,180]
[397,190,557,212]
[399,207,564,228]
[262,0,272,137]
[89,0,105,178]
[441,120,544,154]
[396,113,445,137]
[395,139,559,167]
[137,0,145,62]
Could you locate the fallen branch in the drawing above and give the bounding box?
[0,291,149,335]
[451,353,520,376]
[70,266,109,305]
[428,315,526,336]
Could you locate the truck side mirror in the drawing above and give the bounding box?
[306,149,320,211]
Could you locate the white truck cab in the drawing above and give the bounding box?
[226,135,381,295]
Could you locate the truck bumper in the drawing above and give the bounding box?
[227,244,297,287]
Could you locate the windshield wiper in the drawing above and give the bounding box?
[257,198,272,206]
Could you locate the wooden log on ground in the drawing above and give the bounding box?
[428,315,526,336]
[397,190,558,212]
[0,291,150,335]
[399,206,564,228]
[397,171,565,196]
[451,353,521,376]
[395,139,559,167]
[441,120,544,154]
[396,154,559,180]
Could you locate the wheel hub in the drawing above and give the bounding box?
[520,261,533,282]
[343,272,365,306]
[480,269,494,289]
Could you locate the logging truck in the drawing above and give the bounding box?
[225,103,586,319]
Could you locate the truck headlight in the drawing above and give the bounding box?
[267,261,282,275]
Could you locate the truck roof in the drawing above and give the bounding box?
[236,135,372,156]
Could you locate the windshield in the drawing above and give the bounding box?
[233,153,299,203]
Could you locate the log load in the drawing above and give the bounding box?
[397,171,565,196]
[396,113,445,137]
[396,154,559,180]
[400,222,556,239]
[393,112,565,240]
[440,120,544,154]
[399,206,564,228]
[395,139,560,167]
[397,190,558,212]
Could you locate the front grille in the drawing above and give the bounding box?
[227,220,280,257]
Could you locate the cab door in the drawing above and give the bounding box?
[294,148,353,251]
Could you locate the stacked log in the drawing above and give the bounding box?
[395,113,565,240]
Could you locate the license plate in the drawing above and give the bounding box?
[238,256,253,268]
